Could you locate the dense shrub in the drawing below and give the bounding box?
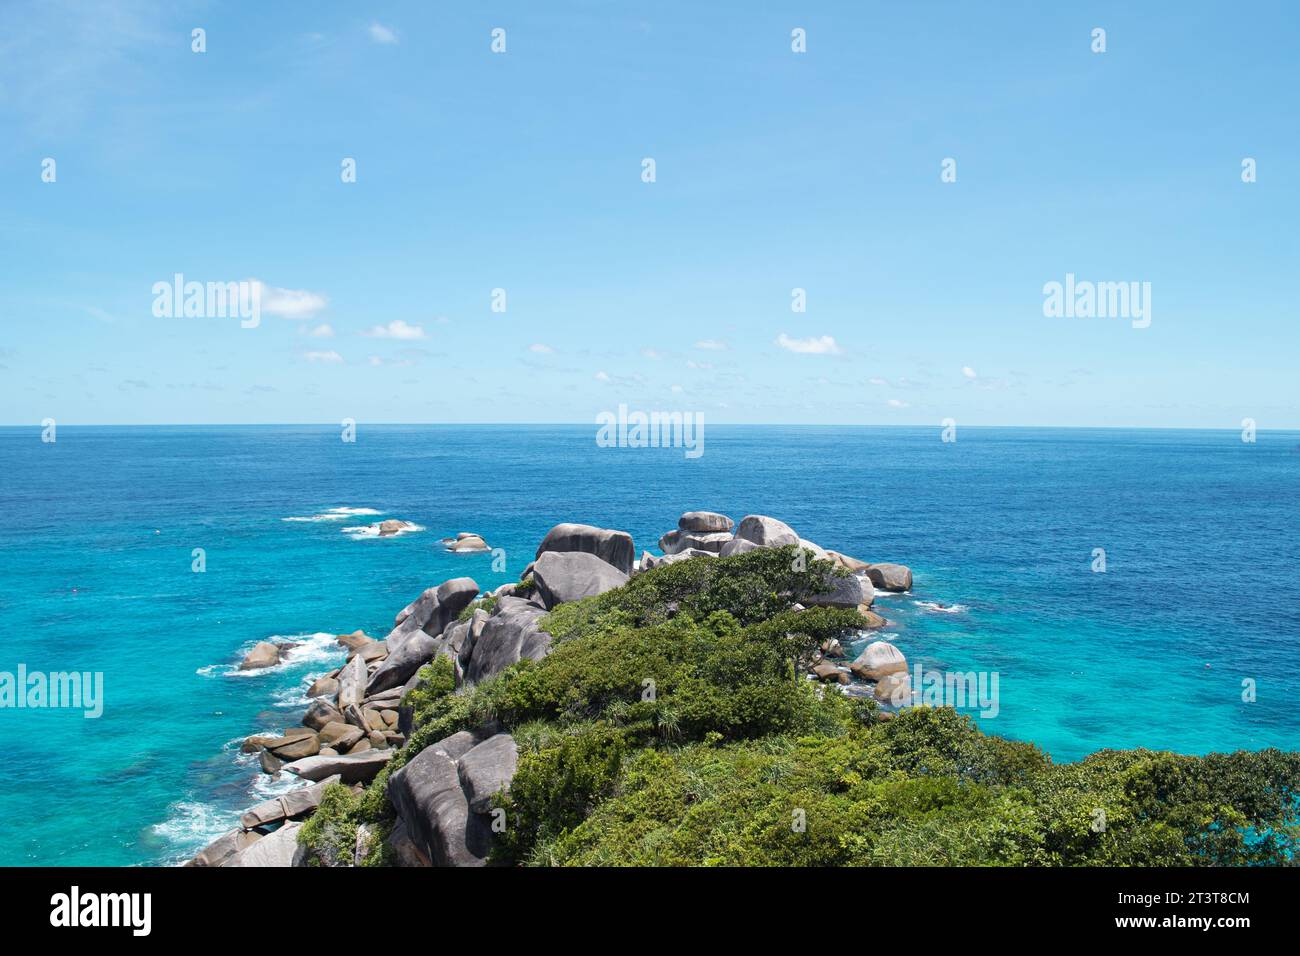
[316,548,1300,867]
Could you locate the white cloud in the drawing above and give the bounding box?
[694,339,727,350]
[868,377,888,386]
[776,333,842,355]
[250,281,328,319]
[687,359,713,370]
[595,370,610,382]
[369,23,398,44]
[362,320,426,340]
[887,398,909,408]
[528,343,555,354]
[305,350,343,364]
[309,323,334,338]
[670,384,683,393]
[641,347,663,360]
[962,366,978,379]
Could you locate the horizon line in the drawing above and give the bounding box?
[1,421,1295,432]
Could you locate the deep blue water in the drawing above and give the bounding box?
[1,424,1297,866]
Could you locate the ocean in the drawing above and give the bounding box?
[1,424,1297,866]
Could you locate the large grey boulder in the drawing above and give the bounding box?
[222,822,306,867]
[734,514,800,548]
[678,511,734,533]
[387,746,491,867]
[306,675,339,699]
[239,641,282,670]
[850,641,908,681]
[658,530,732,555]
[532,551,628,610]
[266,731,320,761]
[390,578,480,644]
[239,776,341,829]
[463,601,551,685]
[803,571,868,609]
[719,537,762,558]
[189,828,261,867]
[797,538,830,562]
[337,654,368,710]
[367,630,437,694]
[283,749,393,784]
[386,730,516,868]
[865,563,913,592]
[458,733,519,814]
[534,523,634,575]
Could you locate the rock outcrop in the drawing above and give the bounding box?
[239,641,284,670]
[203,507,946,868]
[387,730,515,867]
[463,598,550,685]
[865,563,913,592]
[659,529,732,555]
[678,511,734,533]
[532,551,629,609]
[534,522,635,575]
[734,514,801,548]
[283,749,393,784]
[850,641,908,681]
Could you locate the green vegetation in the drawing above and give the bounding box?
[316,546,1300,866]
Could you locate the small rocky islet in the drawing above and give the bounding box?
[193,511,915,867]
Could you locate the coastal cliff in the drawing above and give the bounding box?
[191,512,1300,868]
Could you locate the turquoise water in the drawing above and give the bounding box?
[1,424,1297,866]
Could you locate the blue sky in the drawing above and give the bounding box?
[1,1,1296,426]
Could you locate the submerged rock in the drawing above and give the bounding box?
[448,533,490,552]
[239,641,283,670]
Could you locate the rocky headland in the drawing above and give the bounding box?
[189,510,1300,868]
[192,510,913,866]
